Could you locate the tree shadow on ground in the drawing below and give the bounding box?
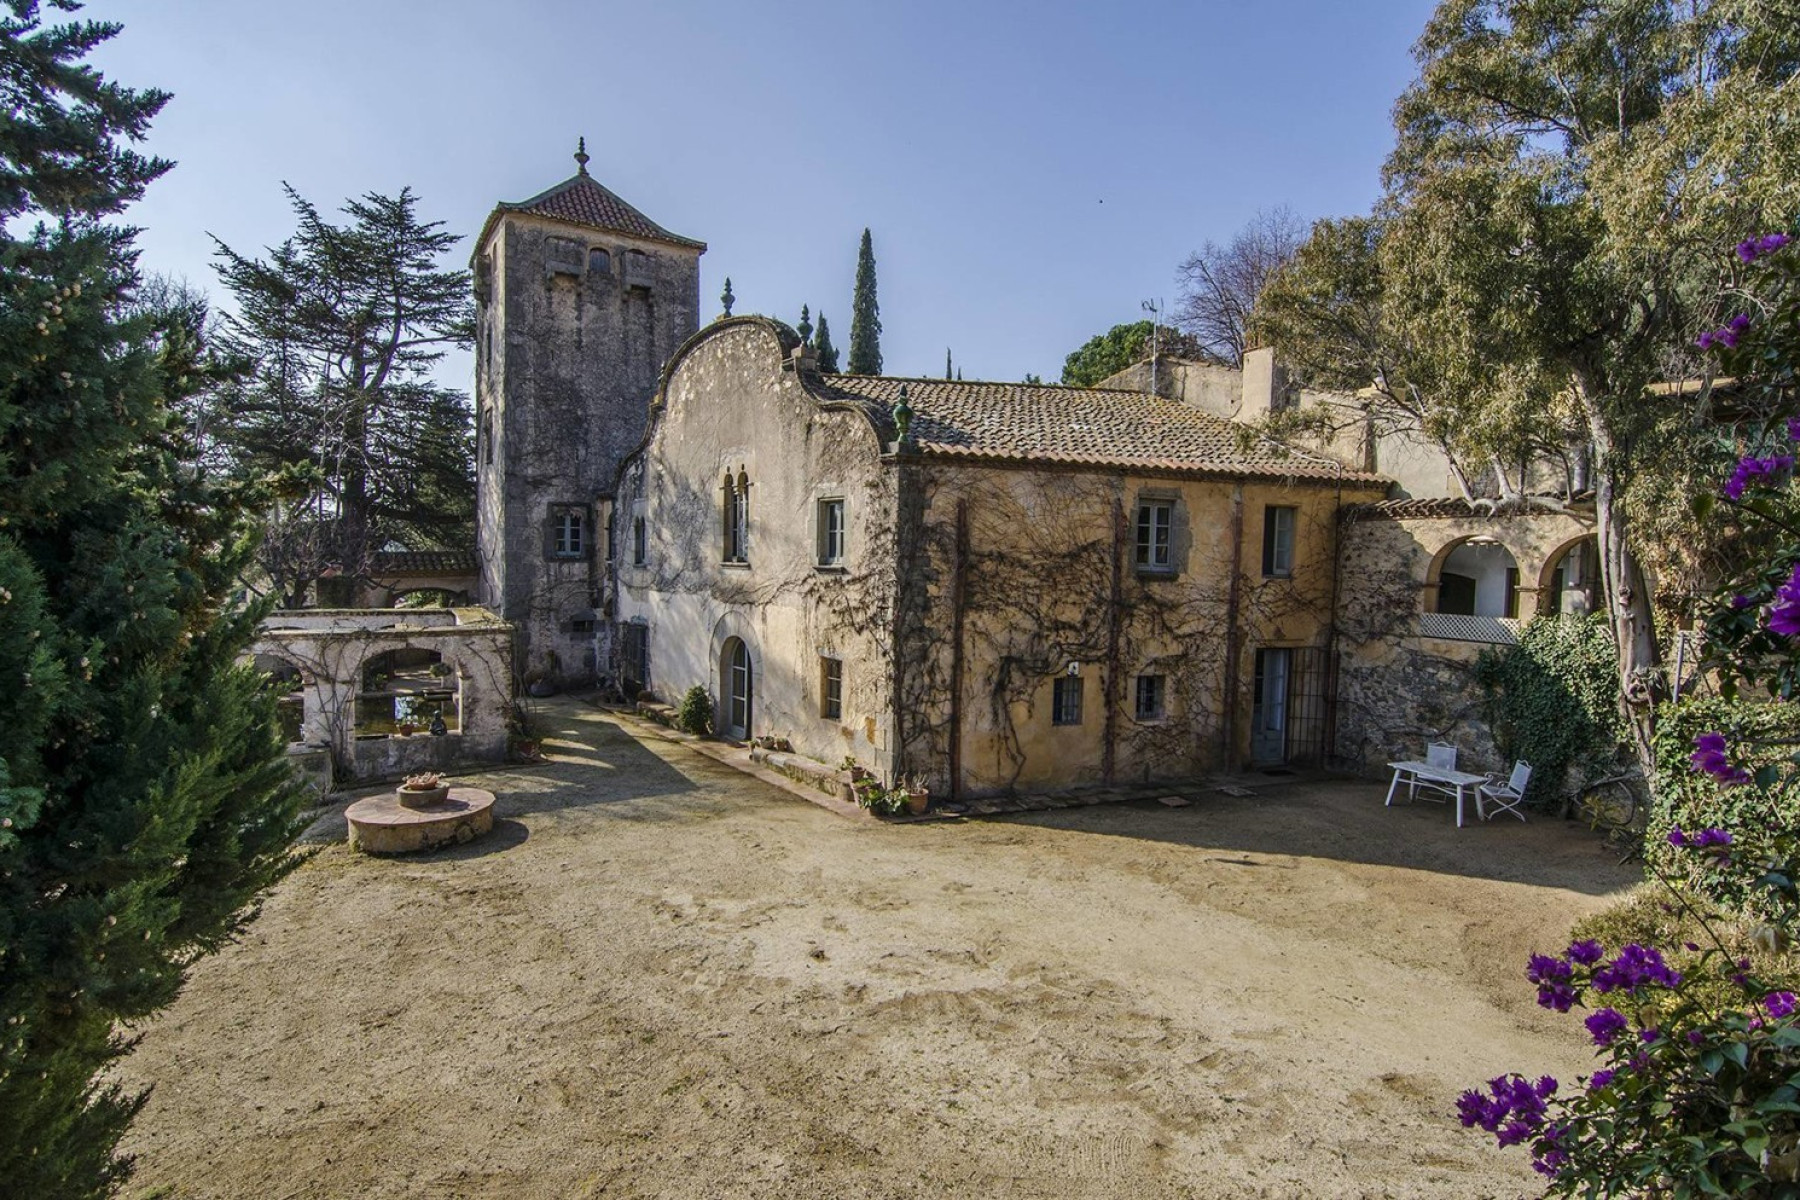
[988,779,1642,897]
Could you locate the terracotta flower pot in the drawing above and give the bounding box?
[397,783,450,809]
[904,789,930,816]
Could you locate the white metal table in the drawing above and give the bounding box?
[1385,760,1490,828]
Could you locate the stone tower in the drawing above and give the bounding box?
[472,141,704,682]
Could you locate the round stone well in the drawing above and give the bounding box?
[346,786,496,854]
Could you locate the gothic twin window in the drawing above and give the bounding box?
[722,471,749,564]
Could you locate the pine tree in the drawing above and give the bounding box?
[0,6,307,1195]
[847,228,882,375]
[814,312,840,373]
[211,188,476,606]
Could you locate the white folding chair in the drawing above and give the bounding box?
[1410,741,1460,802]
[1479,760,1532,822]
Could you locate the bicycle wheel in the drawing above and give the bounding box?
[1578,778,1639,832]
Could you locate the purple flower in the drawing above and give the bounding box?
[1735,233,1792,264]
[1688,1030,1706,1044]
[1528,953,1576,1012]
[1585,1007,1629,1045]
[1690,734,1754,786]
[1723,454,1792,501]
[1771,563,1800,638]
[1589,1068,1615,1090]
[1788,416,1800,442]
[1567,939,1604,965]
[1639,1027,1661,1043]
[1732,592,1755,608]
[1457,1074,1557,1139]
[1593,945,1682,995]
[1731,313,1753,334]
[1697,330,1717,350]
[1767,991,1797,1019]
[1669,826,1733,849]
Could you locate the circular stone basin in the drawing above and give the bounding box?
[346,787,496,855]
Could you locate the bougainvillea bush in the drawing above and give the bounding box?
[1461,228,1800,1194]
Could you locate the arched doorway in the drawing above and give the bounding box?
[1431,536,1522,618]
[1539,535,1600,617]
[720,637,753,740]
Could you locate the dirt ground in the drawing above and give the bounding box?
[118,698,1640,1199]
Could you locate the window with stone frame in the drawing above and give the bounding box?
[820,656,843,720]
[816,497,846,567]
[588,246,612,275]
[1134,674,1166,721]
[632,512,648,565]
[722,471,749,564]
[547,506,586,559]
[1135,499,1176,573]
[1052,676,1083,726]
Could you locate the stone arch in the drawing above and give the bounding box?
[709,610,762,740]
[1537,533,1602,617]
[1421,533,1524,618]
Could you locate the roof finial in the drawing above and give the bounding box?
[893,383,914,449]
[720,277,735,318]
[574,136,590,175]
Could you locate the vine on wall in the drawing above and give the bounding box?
[1473,612,1623,805]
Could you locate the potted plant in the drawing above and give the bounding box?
[898,774,930,816]
[397,771,449,808]
[854,776,905,818]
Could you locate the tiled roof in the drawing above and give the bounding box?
[370,548,479,576]
[807,375,1389,484]
[1344,494,1592,520]
[487,171,706,251]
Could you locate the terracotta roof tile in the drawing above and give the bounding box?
[370,548,479,576]
[808,375,1389,485]
[1343,494,1592,520]
[490,172,705,251]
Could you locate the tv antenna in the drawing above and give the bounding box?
[1141,298,1163,397]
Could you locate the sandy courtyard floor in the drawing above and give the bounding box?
[119,698,1639,1199]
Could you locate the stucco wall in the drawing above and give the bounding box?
[893,462,1384,796]
[612,320,899,775]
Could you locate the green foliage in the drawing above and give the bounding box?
[853,776,905,817]
[0,6,308,1194]
[1022,373,1043,385]
[674,685,712,736]
[1474,613,1623,805]
[813,312,839,373]
[209,186,475,607]
[847,228,881,376]
[1060,320,1154,387]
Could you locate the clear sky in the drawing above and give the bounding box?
[91,0,1438,386]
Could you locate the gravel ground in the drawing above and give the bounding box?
[118,697,1639,1199]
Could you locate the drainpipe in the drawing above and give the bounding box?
[1221,484,1246,768]
[948,499,969,800]
[1103,491,1126,785]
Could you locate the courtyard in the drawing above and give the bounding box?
[119,697,1638,1199]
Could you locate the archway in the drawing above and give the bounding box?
[1428,535,1522,618]
[719,637,753,740]
[1538,535,1600,617]
[357,647,461,737]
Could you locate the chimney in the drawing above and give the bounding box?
[1240,346,1288,422]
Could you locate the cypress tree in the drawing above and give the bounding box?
[0,7,307,1194]
[847,228,882,375]
[945,347,952,380]
[814,312,840,373]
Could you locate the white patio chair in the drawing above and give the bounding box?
[1408,741,1461,802]
[1479,761,1532,822]
[1426,742,1458,770]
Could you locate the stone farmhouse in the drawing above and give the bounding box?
[461,148,1604,799]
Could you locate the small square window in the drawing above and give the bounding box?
[817,498,846,566]
[570,617,596,635]
[1135,501,1174,572]
[1262,506,1296,577]
[1134,674,1166,721]
[549,508,585,559]
[820,656,843,720]
[1052,676,1083,726]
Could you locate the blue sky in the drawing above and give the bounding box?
[93,0,1437,385]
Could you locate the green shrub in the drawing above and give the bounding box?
[1649,696,1800,913]
[674,685,713,736]
[1474,612,1624,805]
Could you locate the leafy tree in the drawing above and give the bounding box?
[0,4,307,1194]
[1174,205,1305,366]
[211,187,475,607]
[813,312,839,373]
[848,228,882,375]
[1060,321,1157,386]
[1022,373,1043,385]
[1270,0,1800,770]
